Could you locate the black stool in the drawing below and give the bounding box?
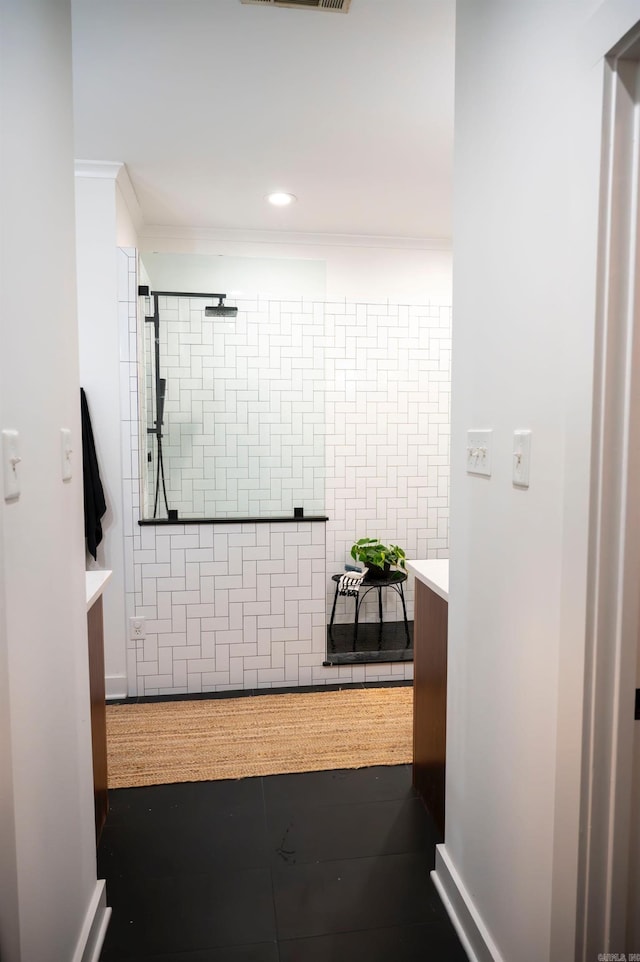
[329,570,410,649]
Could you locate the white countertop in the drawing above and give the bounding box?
[406,559,449,601]
[86,569,112,611]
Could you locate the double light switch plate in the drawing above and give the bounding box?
[466,429,492,477]
[466,428,532,486]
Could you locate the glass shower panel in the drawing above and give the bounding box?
[141,294,326,520]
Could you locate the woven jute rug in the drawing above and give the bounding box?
[106,685,413,788]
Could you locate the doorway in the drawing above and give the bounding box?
[579,23,640,957]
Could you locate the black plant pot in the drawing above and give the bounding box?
[365,562,390,580]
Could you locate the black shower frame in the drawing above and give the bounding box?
[145,293,170,518]
[139,517,329,526]
[147,290,234,518]
[143,290,328,526]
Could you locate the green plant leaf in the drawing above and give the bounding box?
[349,538,407,570]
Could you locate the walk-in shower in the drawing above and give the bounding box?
[140,290,326,522]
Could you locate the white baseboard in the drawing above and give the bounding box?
[72,879,111,962]
[105,674,127,700]
[431,844,504,962]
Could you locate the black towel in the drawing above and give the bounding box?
[80,388,107,560]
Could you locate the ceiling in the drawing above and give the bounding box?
[70,0,455,239]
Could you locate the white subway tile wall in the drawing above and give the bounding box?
[129,521,328,694]
[143,295,325,518]
[119,250,450,695]
[325,301,450,628]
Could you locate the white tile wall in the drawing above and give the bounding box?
[325,301,451,628]
[119,251,450,695]
[128,522,328,695]
[144,296,325,519]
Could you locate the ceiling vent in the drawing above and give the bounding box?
[240,0,351,12]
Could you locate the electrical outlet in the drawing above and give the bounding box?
[129,617,146,639]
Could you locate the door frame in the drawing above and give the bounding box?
[578,25,640,958]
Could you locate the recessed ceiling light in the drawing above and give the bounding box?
[266,192,297,207]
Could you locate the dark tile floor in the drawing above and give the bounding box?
[98,763,468,961]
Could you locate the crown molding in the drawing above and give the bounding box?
[139,224,452,252]
[114,165,144,234]
[74,160,144,233]
[74,160,124,179]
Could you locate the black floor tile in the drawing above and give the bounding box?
[361,679,413,688]
[278,922,469,962]
[268,796,438,867]
[263,764,415,812]
[100,868,276,959]
[99,779,267,878]
[138,689,259,703]
[98,754,467,961]
[265,682,367,695]
[108,943,279,962]
[113,680,414,708]
[271,852,441,941]
[105,777,263,826]
[127,681,373,705]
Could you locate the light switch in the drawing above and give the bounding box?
[466,429,492,477]
[2,430,21,502]
[61,428,73,481]
[513,430,532,487]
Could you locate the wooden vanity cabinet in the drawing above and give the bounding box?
[87,593,108,841]
[412,577,448,837]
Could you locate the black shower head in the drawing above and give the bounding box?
[205,294,238,318]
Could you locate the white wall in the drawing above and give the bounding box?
[116,179,141,248]
[142,251,327,299]
[441,2,640,961]
[0,1,103,959]
[0,504,19,962]
[630,574,640,944]
[75,163,136,698]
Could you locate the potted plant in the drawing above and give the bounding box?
[350,538,407,579]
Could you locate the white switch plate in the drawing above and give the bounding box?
[61,428,72,481]
[2,429,21,502]
[466,429,493,477]
[513,430,532,487]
